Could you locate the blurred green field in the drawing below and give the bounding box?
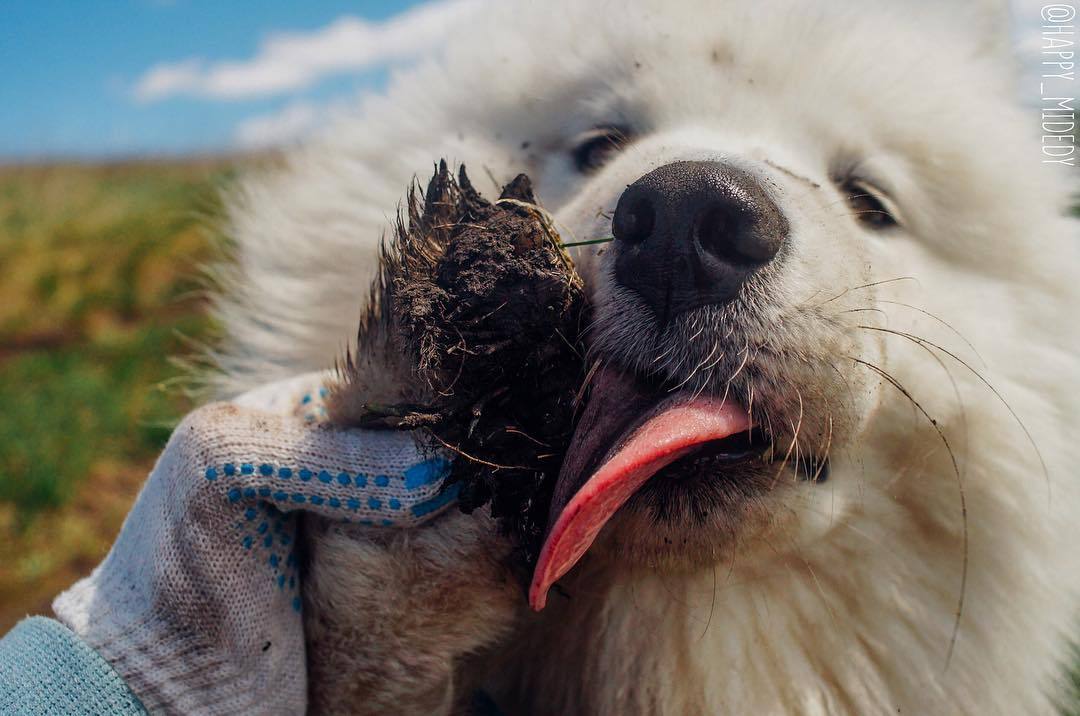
[0,160,232,628]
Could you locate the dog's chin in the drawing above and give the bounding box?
[594,445,822,571]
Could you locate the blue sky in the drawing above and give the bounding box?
[0,0,452,160]
[0,0,1057,161]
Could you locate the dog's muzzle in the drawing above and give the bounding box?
[528,161,793,610]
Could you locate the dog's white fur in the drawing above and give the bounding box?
[213,1,1080,713]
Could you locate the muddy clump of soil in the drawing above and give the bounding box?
[351,161,589,564]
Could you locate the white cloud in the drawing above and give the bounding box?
[134,59,204,101]
[133,0,481,102]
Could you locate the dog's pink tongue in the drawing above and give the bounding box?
[529,369,750,610]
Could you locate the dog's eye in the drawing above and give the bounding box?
[572,126,632,173]
[842,179,898,230]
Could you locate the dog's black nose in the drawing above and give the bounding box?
[611,160,787,325]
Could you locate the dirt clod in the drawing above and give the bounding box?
[356,161,588,564]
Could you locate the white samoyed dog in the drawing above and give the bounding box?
[211,0,1080,713]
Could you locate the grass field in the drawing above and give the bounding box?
[0,160,231,628]
[0,158,1076,711]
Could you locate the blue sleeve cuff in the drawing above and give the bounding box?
[0,616,147,715]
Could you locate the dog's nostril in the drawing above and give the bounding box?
[612,195,655,244]
[696,204,779,266]
[697,205,746,265]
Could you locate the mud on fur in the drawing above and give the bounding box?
[330,161,590,566]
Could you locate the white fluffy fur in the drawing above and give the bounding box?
[213,1,1080,713]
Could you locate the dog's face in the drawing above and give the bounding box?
[361,0,1077,604]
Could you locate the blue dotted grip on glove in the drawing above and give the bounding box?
[204,457,456,522]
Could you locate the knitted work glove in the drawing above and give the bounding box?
[53,373,457,715]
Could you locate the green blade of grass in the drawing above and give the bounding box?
[561,236,614,248]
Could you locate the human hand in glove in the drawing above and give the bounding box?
[52,373,520,716]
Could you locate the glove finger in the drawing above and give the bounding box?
[175,403,458,529]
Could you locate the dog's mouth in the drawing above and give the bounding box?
[529,365,765,610]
